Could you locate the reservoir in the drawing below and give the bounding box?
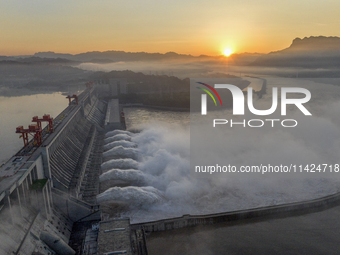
[0,92,67,164]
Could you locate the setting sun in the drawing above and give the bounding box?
[223,48,233,57]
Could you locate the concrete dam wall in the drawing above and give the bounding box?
[49,109,93,191]
[133,190,340,233]
[0,86,107,254]
[46,89,106,195]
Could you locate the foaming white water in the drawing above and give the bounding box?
[102,146,139,161]
[96,186,163,207]
[101,158,139,172]
[104,134,132,144]
[105,130,133,138]
[99,80,340,223]
[103,119,340,223]
[103,140,137,152]
[99,169,147,185]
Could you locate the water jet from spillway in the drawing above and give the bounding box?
[101,158,139,172]
[102,146,139,161]
[103,140,137,152]
[99,169,146,186]
[105,130,133,138]
[104,134,132,144]
[96,186,163,207]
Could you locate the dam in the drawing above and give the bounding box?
[0,80,340,255]
[0,83,147,255]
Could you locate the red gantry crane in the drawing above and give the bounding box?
[16,124,42,147]
[16,114,54,147]
[66,94,78,105]
[32,114,54,133]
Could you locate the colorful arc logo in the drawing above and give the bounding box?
[196,82,223,106]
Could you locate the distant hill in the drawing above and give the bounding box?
[34,51,201,62]
[13,36,340,69]
[32,51,74,59]
[0,56,77,65]
[250,36,340,68]
[33,50,260,65]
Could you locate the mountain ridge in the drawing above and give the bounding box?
[2,36,340,68]
[251,36,340,68]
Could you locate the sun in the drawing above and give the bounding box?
[223,48,233,57]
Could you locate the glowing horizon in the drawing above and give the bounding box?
[1,0,340,56]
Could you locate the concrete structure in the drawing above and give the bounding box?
[97,218,132,255]
[109,78,128,96]
[0,86,107,254]
[134,191,340,232]
[40,231,76,255]
[97,78,128,98]
[146,205,340,255]
[0,84,148,255]
[105,99,122,131]
[134,187,340,254]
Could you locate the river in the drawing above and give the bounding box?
[0,93,68,164]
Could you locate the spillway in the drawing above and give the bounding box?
[103,140,137,151]
[99,169,146,186]
[102,146,139,161]
[105,129,133,138]
[97,186,163,206]
[101,158,139,172]
[104,134,132,144]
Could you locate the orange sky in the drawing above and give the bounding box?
[1,0,340,56]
